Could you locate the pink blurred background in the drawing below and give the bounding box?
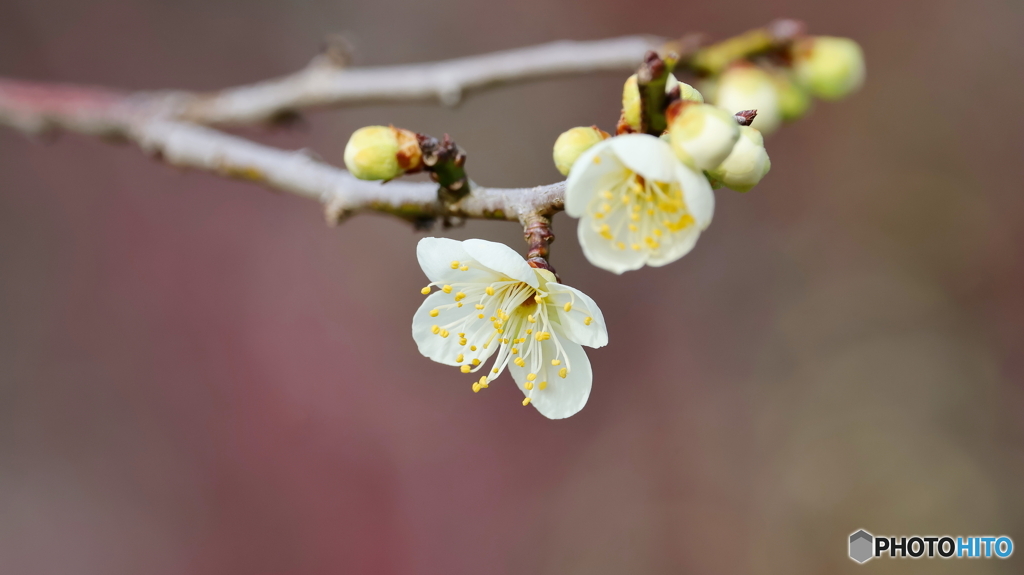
[2,0,1023,573]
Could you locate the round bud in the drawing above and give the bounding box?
[713,66,782,135]
[668,103,740,171]
[553,126,609,176]
[707,126,771,192]
[344,126,404,180]
[794,36,865,100]
[621,73,703,131]
[773,72,812,121]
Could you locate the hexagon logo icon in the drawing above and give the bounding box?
[849,530,874,563]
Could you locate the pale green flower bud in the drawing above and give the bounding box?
[553,126,609,176]
[621,73,703,131]
[667,103,740,171]
[794,36,865,100]
[772,72,812,121]
[707,126,771,192]
[713,66,781,135]
[344,125,422,180]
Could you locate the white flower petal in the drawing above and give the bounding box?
[416,237,470,284]
[546,283,608,348]
[578,217,647,274]
[509,335,592,420]
[607,134,678,182]
[412,291,490,366]
[645,225,700,267]
[675,162,715,229]
[462,238,539,287]
[565,139,626,216]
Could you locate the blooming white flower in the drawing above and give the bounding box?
[565,134,714,274]
[412,238,608,419]
[712,66,782,135]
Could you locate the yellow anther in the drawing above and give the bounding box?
[514,357,526,367]
[455,292,466,301]
[475,304,485,310]
[525,381,534,390]
[470,345,477,351]
[442,285,452,294]
[601,190,613,199]
[523,397,532,406]
[511,348,518,355]
[479,376,488,386]
[559,367,568,378]
[630,213,641,222]
[647,209,655,216]
[645,237,659,249]
[538,381,547,390]
[563,302,572,312]
[457,303,463,308]
[631,243,641,251]
[501,338,509,344]
[420,286,431,295]
[490,316,497,321]
[599,223,613,240]
[601,202,611,212]
[527,373,537,381]
[440,330,450,338]
[459,265,469,271]
[431,325,440,334]
[472,382,481,392]
[478,314,485,319]
[493,321,503,330]
[629,224,638,232]
[526,329,533,335]
[458,333,465,337]
[459,338,467,346]
[450,260,460,269]
[534,331,551,342]
[653,228,663,237]
[429,309,439,317]
[485,286,495,296]
[616,242,626,250]
[492,368,499,374]
[584,317,593,325]
[472,359,480,366]
[551,359,561,366]
[528,315,536,323]
[456,354,464,363]
[461,365,471,373]
[481,382,488,388]
[594,212,605,219]
[534,294,543,304]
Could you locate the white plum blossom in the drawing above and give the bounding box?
[412,238,608,419]
[565,134,714,274]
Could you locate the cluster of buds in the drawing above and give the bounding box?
[705,35,865,134]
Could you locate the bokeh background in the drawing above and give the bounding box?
[2,0,1023,573]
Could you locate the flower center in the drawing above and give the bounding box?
[588,173,695,252]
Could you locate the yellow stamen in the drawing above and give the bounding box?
[440,330,450,338]
[493,368,499,374]
[456,354,464,363]
[455,292,466,301]
[534,331,551,341]
[526,373,537,381]
[538,381,547,390]
[511,348,518,354]
[514,357,526,367]
[459,338,467,346]
[472,359,480,366]
[563,302,572,312]
[525,329,532,335]
[461,365,471,373]
[559,367,568,378]
[472,382,481,392]
[429,309,439,317]
[442,285,452,294]
[584,317,593,325]
[431,325,440,334]
[470,345,477,351]
[551,359,561,366]
[459,265,469,271]
[475,304,485,310]
[485,286,495,296]
[599,223,613,240]
[450,260,460,269]
[523,397,532,406]
[478,314,485,319]
[525,381,534,390]
[420,286,431,295]
[527,315,536,323]
[616,242,626,250]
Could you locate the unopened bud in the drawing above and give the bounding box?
[707,126,771,192]
[622,73,703,131]
[772,71,812,121]
[667,103,740,171]
[794,36,865,100]
[344,125,422,180]
[553,126,609,176]
[713,66,781,135]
